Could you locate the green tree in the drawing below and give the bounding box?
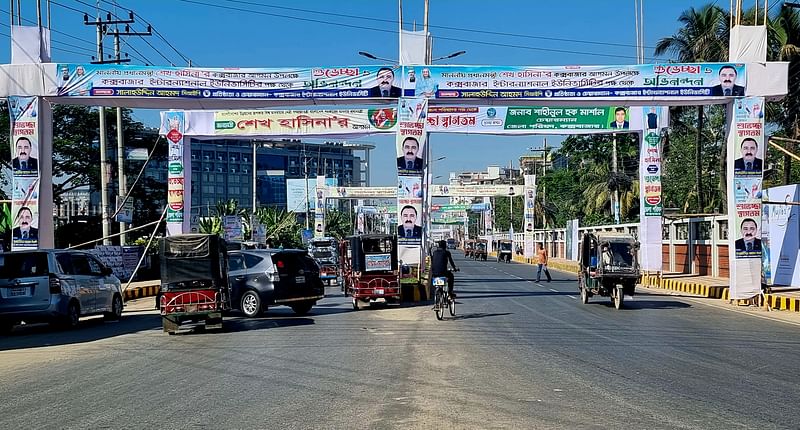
[324,209,352,239]
[255,207,302,248]
[655,4,730,212]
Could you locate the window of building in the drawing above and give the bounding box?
[230,175,240,184]
[203,151,213,161]
[242,155,250,163]
[229,186,240,195]
[191,150,200,160]
[216,174,226,183]
[217,165,225,173]
[216,151,226,161]
[202,185,213,193]
[216,185,225,194]
[230,153,240,163]
[192,163,200,172]
[230,166,238,173]
[203,164,211,172]
[242,166,249,174]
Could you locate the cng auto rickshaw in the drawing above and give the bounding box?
[464,240,475,258]
[340,234,401,310]
[473,240,488,261]
[159,234,230,333]
[578,232,640,310]
[496,239,513,263]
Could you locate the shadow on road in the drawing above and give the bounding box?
[451,312,513,320]
[462,290,575,300]
[582,298,692,310]
[0,313,163,351]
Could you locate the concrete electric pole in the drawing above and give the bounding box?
[84,10,150,245]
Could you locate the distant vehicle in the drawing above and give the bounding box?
[495,239,513,263]
[464,240,475,258]
[0,250,123,333]
[159,234,230,334]
[578,232,640,310]
[446,238,457,249]
[340,234,400,309]
[473,240,488,261]
[228,249,324,317]
[308,237,340,286]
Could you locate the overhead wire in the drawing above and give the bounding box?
[0,7,97,54]
[214,0,659,51]
[176,0,655,62]
[67,0,175,65]
[98,0,196,66]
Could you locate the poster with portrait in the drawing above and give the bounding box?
[728,96,764,299]
[733,98,764,176]
[8,96,41,250]
[395,97,428,175]
[523,175,536,259]
[397,201,423,246]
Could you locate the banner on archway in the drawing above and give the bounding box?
[728,97,765,299]
[8,96,41,250]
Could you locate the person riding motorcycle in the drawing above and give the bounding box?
[431,240,458,298]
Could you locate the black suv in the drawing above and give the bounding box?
[228,249,324,317]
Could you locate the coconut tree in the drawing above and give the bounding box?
[655,4,730,213]
[324,209,352,239]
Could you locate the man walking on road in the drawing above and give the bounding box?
[535,242,551,283]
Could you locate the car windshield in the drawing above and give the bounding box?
[500,243,512,251]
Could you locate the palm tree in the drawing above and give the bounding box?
[324,209,352,239]
[214,198,250,238]
[255,207,301,247]
[198,216,223,235]
[655,4,730,213]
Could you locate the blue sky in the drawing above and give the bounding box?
[0,0,745,186]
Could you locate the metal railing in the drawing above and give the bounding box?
[482,215,730,278]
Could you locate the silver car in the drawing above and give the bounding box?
[0,250,123,333]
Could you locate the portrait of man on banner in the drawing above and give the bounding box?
[710,65,745,96]
[397,204,423,240]
[12,206,39,242]
[734,137,763,175]
[735,217,762,257]
[396,135,425,173]
[12,136,39,175]
[368,67,401,98]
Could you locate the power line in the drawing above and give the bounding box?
[98,0,196,66]
[215,0,658,50]
[176,0,651,62]
[0,7,97,51]
[0,19,96,56]
[68,0,175,65]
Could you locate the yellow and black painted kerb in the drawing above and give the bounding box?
[638,274,725,299]
[123,285,160,301]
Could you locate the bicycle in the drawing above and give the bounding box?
[432,270,457,320]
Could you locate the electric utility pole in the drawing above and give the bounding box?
[84,11,150,245]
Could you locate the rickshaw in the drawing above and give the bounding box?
[578,232,640,310]
[496,239,513,263]
[473,240,488,261]
[159,234,230,334]
[308,236,340,286]
[464,240,475,258]
[340,234,401,310]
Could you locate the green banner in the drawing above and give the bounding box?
[504,107,618,131]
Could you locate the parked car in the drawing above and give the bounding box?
[227,249,324,317]
[0,250,123,333]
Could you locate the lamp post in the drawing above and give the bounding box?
[357,50,466,64]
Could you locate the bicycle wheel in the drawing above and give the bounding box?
[435,290,444,320]
[448,294,456,317]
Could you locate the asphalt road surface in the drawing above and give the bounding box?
[1,253,798,429]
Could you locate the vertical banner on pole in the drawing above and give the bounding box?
[396,97,428,265]
[523,175,536,258]
[728,97,765,299]
[163,111,188,236]
[638,106,665,272]
[8,96,41,250]
[566,219,579,261]
[314,175,326,238]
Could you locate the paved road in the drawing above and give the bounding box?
[1,253,798,429]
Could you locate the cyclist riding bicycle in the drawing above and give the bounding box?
[431,240,458,298]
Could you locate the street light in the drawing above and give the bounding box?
[431,50,466,62]
[358,51,395,63]
[357,50,467,64]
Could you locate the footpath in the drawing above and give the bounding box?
[503,253,800,313]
